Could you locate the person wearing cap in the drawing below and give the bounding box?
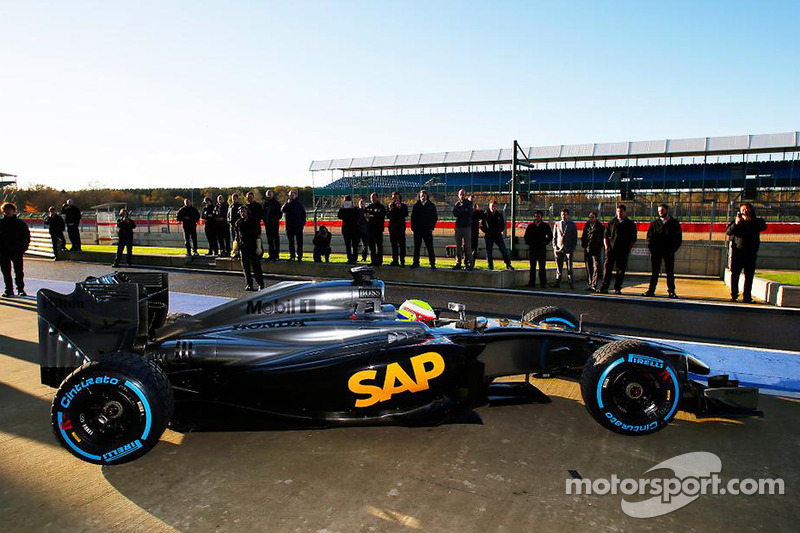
[263,189,282,261]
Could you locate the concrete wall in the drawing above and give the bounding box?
[723,269,800,307]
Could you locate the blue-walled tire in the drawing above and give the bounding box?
[580,340,680,436]
[50,353,173,465]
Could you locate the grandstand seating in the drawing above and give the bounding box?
[317,161,797,196]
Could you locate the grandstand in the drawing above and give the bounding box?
[310,131,800,222]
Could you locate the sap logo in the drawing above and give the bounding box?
[246,298,316,315]
[348,352,445,408]
[628,354,664,369]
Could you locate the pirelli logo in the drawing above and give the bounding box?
[246,298,316,315]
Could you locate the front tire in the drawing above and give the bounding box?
[522,306,579,331]
[580,340,680,436]
[51,352,173,465]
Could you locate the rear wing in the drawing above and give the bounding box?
[37,272,168,387]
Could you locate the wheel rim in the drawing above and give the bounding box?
[599,363,678,426]
[59,382,147,455]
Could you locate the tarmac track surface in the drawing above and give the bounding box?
[24,259,800,351]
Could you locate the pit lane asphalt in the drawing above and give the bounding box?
[24,258,800,351]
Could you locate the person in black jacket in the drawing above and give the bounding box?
[113,208,136,267]
[0,203,30,297]
[43,206,66,260]
[452,189,473,270]
[357,198,370,262]
[468,195,482,265]
[229,193,243,259]
[338,195,361,264]
[313,225,332,263]
[643,204,682,298]
[176,198,200,257]
[282,190,306,261]
[215,194,230,257]
[524,210,552,287]
[581,211,605,291]
[387,191,408,266]
[410,189,438,269]
[245,191,264,221]
[365,193,387,266]
[60,199,82,251]
[235,206,264,291]
[599,205,637,294]
[262,189,282,261]
[201,197,218,255]
[726,202,767,303]
[483,200,513,270]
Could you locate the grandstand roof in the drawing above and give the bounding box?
[310,131,800,172]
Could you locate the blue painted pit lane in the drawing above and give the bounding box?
[23,278,800,397]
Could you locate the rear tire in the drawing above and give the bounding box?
[580,340,680,436]
[522,306,579,331]
[51,352,173,464]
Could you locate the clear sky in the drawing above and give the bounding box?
[1,1,798,190]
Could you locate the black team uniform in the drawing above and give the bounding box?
[524,219,552,287]
[483,208,513,270]
[338,203,362,264]
[313,228,332,263]
[410,198,438,268]
[581,219,605,291]
[43,212,66,260]
[236,214,264,290]
[726,214,767,303]
[600,216,637,293]
[387,200,408,266]
[215,200,230,256]
[282,199,306,261]
[470,206,484,265]
[0,212,30,296]
[61,203,82,251]
[176,204,200,255]
[201,203,218,255]
[645,215,682,297]
[364,200,387,266]
[113,215,136,267]
[263,196,282,261]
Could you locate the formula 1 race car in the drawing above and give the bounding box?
[37,267,760,465]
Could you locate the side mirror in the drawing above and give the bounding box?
[448,302,466,321]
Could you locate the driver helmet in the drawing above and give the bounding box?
[397,299,436,325]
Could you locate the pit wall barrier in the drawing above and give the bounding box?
[723,270,800,308]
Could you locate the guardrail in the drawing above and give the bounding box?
[26,228,55,259]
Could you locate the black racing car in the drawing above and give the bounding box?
[37,267,760,465]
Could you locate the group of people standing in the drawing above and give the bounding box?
[524,204,680,296]
[336,188,516,271]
